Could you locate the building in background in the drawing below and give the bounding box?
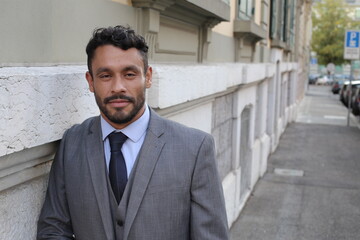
[345,0,360,20]
[0,0,312,238]
[311,0,360,77]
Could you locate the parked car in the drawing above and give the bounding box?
[339,80,360,106]
[339,83,347,104]
[351,88,360,115]
[316,75,331,85]
[309,74,320,84]
[331,79,345,94]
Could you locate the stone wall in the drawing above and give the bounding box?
[0,62,299,238]
[212,93,235,180]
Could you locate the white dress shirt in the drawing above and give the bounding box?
[101,105,150,177]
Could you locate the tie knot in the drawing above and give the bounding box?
[108,132,128,152]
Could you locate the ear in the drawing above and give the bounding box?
[145,66,152,89]
[85,71,95,93]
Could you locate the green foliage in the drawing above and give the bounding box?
[311,0,359,65]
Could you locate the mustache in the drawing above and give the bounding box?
[104,94,134,104]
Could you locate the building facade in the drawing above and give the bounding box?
[0,0,312,238]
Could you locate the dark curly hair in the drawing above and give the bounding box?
[86,25,149,76]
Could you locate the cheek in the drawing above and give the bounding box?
[93,82,111,96]
[129,81,146,92]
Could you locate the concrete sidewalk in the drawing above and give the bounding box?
[296,85,360,128]
[230,86,360,240]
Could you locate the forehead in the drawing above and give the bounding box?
[91,45,144,70]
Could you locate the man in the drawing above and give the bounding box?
[37,25,229,240]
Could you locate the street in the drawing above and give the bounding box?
[230,85,360,240]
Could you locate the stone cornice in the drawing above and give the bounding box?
[132,0,176,11]
[0,141,57,192]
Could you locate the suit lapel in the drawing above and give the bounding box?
[86,117,114,240]
[123,110,166,239]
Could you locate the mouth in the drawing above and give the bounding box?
[104,94,134,108]
[108,99,130,108]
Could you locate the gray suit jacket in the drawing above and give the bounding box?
[37,108,229,240]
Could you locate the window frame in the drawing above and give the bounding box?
[238,0,254,20]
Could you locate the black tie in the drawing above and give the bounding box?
[108,131,128,204]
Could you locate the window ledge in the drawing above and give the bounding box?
[132,0,230,22]
[182,0,230,21]
[233,19,267,43]
[271,39,289,50]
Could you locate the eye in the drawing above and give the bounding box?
[99,74,111,79]
[125,73,136,79]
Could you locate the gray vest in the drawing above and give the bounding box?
[108,154,141,240]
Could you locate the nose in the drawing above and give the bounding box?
[111,75,126,93]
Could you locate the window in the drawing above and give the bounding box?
[238,0,254,20]
[281,0,287,42]
[270,0,277,39]
[270,0,294,46]
[355,8,360,20]
[289,0,296,46]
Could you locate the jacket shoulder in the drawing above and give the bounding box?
[62,116,99,141]
[150,110,213,143]
[67,116,98,133]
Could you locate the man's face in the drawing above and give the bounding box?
[86,45,152,129]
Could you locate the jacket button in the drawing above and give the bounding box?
[117,220,123,226]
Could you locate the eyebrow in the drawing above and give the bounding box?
[94,66,141,76]
[95,67,111,76]
[122,65,141,73]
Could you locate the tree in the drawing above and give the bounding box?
[311,0,357,65]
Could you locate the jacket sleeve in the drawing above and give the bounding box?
[37,130,75,240]
[190,134,229,240]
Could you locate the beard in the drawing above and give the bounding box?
[94,90,145,125]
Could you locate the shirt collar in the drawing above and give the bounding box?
[101,104,150,143]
